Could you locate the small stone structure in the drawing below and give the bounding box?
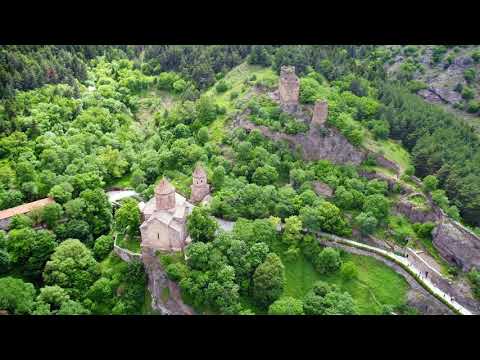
[190,164,210,204]
[0,197,55,230]
[139,178,192,252]
[278,65,299,113]
[311,100,328,127]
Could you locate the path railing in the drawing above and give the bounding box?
[313,231,473,315]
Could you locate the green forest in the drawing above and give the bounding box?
[1,45,479,316]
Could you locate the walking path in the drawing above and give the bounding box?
[105,190,472,315]
[106,190,138,205]
[315,231,473,315]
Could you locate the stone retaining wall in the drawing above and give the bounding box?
[113,245,142,263]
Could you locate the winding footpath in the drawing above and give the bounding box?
[106,190,473,315]
[316,231,473,315]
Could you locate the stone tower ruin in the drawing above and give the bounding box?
[279,65,300,114]
[155,178,176,210]
[312,100,328,128]
[190,164,210,203]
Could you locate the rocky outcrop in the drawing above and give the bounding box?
[312,180,333,198]
[236,115,366,165]
[395,198,438,223]
[406,289,454,315]
[432,219,480,272]
[358,170,414,195]
[141,246,195,315]
[373,154,401,174]
[311,100,328,127]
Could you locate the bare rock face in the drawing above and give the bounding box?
[301,126,366,164]
[312,180,333,198]
[279,65,300,114]
[374,154,401,174]
[432,220,480,271]
[395,199,438,223]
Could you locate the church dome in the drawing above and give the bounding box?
[155,178,175,195]
[193,164,207,178]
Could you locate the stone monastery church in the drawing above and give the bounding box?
[138,164,210,252]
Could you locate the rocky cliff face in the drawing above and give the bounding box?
[432,220,480,272]
[395,199,438,223]
[235,115,366,165]
[384,45,480,132]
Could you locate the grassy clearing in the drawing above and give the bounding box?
[408,194,430,210]
[116,233,141,253]
[110,173,133,189]
[268,241,408,315]
[374,215,418,247]
[364,136,412,174]
[205,63,278,145]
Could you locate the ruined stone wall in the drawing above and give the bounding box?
[278,66,299,113]
[311,100,328,128]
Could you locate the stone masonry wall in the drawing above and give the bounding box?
[278,66,299,113]
[311,100,328,127]
[113,244,142,263]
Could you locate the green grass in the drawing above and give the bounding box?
[266,241,408,315]
[408,194,430,210]
[110,173,133,189]
[205,63,279,145]
[116,233,141,253]
[415,237,451,276]
[364,136,412,174]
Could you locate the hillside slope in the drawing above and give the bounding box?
[382,45,480,132]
